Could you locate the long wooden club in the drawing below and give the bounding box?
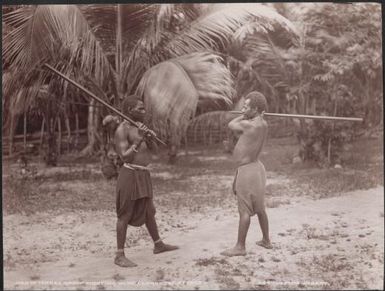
[43,63,167,146]
[229,111,363,122]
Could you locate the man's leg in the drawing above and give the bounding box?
[116,216,129,250]
[144,211,160,242]
[115,216,137,267]
[221,212,250,256]
[145,211,179,254]
[256,209,272,249]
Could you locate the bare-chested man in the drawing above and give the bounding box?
[221,91,272,257]
[114,95,178,267]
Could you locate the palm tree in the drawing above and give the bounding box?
[136,52,234,161]
[3,4,141,159]
[3,3,298,162]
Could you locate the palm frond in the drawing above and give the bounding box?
[165,4,299,55]
[228,31,293,102]
[136,60,198,146]
[174,53,235,108]
[78,4,157,56]
[2,4,117,127]
[157,4,175,25]
[3,5,114,87]
[135,52,234,146]
[125,3,298,94]
[8,79,47,117]
[122,4,175,94]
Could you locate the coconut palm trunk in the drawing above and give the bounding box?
[44,100,58,166]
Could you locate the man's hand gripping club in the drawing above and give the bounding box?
[131,123,156,153]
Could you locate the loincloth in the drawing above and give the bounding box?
[233,160,266,216]
[116,166,156,227]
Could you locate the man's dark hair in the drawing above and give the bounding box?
[245,91,268,113]
[121,94,141,115]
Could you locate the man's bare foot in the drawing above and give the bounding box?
[256,239,273,249]
[220,247,246,257]
[114,255,137,267]
[153,241,179,254]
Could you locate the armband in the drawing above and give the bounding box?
[133,138,144,148]
[131,145,138,153]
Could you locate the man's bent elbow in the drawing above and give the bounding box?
[228,122,238,131]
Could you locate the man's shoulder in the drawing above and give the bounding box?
[115,122,134,137]
[261,119,268,128]
[115,122,125,133]
[252,117,268,128]
[245,119,266,135]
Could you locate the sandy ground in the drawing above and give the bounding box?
[3,182,384,290]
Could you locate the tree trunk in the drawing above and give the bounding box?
[23,113,27,152]
[327,95,338,165]
[183,134,188,156]
[219,113,223,142]
[45,116,57,166]
[57,117,62,156]
[80,100,101,156]
[39,118,45,153]
[365,78,380,127]
[8,112,18,156]
[65,115,71,152]
[75,112,79,149]
[115,3,123,106]
[274,93,279,113]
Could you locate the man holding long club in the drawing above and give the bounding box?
[220,90,364,257]
[114,95,179,267]
[42,65,178,267]
[221,91,272,257]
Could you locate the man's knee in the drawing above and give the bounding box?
[117,216,129,228]
[239,211,251,221]
[255,208,267,217]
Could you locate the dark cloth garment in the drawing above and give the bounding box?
[233,160,266,216]
[116,166,156,227]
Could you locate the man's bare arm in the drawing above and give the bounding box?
[145,137,159,153]
[228,116,253,132]
[115,128,142,163]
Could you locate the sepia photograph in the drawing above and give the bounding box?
[2,2,384,290]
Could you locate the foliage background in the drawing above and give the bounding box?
[2,3,382,166]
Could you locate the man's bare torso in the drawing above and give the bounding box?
[232,117,268,166]
[114,122,152,166]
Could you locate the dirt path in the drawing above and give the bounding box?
[4,186,384,290]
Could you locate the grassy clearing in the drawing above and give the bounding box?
[2,135,383,215]
[262,135,383,200]
[295,254,365,290]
